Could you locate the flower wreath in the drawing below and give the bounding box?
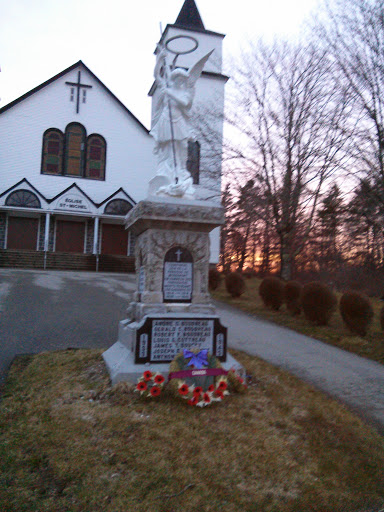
[168,349,229,407]
[135,370,166,398]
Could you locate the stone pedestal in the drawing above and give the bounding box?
[103,196,244,385]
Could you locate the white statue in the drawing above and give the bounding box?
[149,46,213,199]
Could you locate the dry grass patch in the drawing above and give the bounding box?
[212,278,384,365]
[1,348,384,511]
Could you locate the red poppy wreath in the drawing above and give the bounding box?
[135,370,166,398]
[168,349,229,407]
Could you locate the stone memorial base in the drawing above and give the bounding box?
[103,195,245,386]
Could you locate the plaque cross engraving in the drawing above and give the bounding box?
[175,249,183,261]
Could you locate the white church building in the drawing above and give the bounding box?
[0,0,227,271]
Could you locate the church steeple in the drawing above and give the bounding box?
[174,0,205,31]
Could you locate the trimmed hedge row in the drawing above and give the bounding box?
[209,270,381,336]
[259,277,377,335]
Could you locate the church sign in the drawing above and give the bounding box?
[134,316,227,364]
[54,193,91,213]
[163,246,193,303]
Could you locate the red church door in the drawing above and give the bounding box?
[55,220,85,253]
[7,217,39,250]
[101,224,128,255]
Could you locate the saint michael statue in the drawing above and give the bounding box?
[149,42,213,199]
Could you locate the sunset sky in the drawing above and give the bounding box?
[0,0,321,127]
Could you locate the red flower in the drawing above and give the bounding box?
[150,386,161,397]
[188,396,199,406]
[218,380,227,391]
[207,384,215,393]
[203,393,211,404]
[154,374,165,384]
[193,386,203,396]
[214,389,224,399]
[178,384,189,396]
[238,377,244,384]
[137,381,147,392]
[143,371,153,381]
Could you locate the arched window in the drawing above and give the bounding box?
[41,129,64,175]
[85,134,106,180]
[5,189,41,208]
[187,140,200,185]
[40,123,106,180]
[104,199,133,216]
[64,123,86,177]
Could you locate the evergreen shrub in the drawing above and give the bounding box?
[225,272,246,298]
[339,291,373,337]
[208,268,222,291]
[259,276,284,311]
[284,280,302,316]
[301,282,337,326]
[380,305,384,332]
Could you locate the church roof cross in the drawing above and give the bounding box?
[65,70,93,114]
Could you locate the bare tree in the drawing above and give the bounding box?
[226,39,349,279]
[317,0,384,205]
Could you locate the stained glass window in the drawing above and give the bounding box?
[104,199,132,216]
[85,135,106,180]
[5,190,41,209]
[41,123,106,180]
[64,123,86,177]
[41,129,64,175]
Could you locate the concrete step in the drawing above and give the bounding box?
[98,255,135,273]
[0,249,44,269]
[0,250,135,273]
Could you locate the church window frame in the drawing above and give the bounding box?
[64,122,87,177]
[5,189,41,209]
[187,140,200,185]
[104,199,133,216]
[40,123,106,180]
[85,134,106,181]
[41,128,64,175]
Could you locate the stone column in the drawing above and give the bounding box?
[93,216,99,254]
[44,213,50,252]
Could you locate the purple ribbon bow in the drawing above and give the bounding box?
[183,349,208,369]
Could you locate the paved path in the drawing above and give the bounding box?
[1,269,384,434]
[215,300,384,435]
[0,269,136,387]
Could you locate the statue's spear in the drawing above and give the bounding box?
[158,23,178,184]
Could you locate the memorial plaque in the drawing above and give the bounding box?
[135,316,227,364]
[151,319,213,361]
[163,246,193,303]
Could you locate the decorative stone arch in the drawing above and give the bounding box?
[5,189,41,209]
[104,198,133,216]
[136,229,210,302]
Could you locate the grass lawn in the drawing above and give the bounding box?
[212,278,384,365]
[1,348,384,512]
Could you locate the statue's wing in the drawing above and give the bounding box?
[187,50,214,88]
